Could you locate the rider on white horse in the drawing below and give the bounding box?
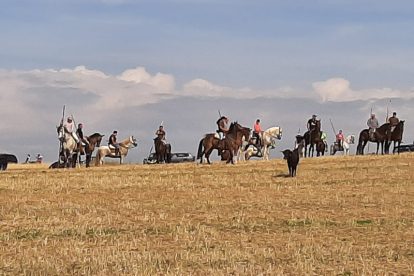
[253,119,262,154]
[336,130,344,150]
[109,130,121,156]
[61,117,80,148]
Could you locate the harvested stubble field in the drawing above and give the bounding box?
[1,154,414,275]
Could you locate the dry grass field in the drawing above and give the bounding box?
[1,154,414,275]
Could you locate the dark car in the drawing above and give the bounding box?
[143,152,195,164]
[394,144,414,153]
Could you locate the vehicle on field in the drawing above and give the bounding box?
[143,151,195,164]
[394,144,414,153]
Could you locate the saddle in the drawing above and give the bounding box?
[214,133,225,140]
[108,144,121,155]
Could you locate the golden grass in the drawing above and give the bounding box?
[1,154,414,275]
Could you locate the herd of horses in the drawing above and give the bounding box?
[55,118,405,169]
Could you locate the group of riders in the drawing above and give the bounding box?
[58,109,401,163]
[59,116,168,159]
[305,111,400,152]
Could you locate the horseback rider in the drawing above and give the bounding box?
[109,130,121,156]
[307,115,317,132]
[253,119,262,150]
[321,130,328,150]
[336,130,344,150]
[216,116,229,140]
[76,123,89,154]
[389,112,399,132]
[155,125,167,145]
[367,114,379,139]
[61,116,80,148]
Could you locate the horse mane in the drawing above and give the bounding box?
[89,133,102,138]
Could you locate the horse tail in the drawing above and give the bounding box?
[197,138,204,159]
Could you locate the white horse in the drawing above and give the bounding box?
[57,125,79,168]
[239,126,282,161]
[330,134,355,155]
[95,136,138,166]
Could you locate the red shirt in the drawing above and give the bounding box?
[336,133,344,141]
[254,123,261,133]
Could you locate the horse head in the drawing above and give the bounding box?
[130,136,138,147]
[96,134,105,147]
[349,135,355,144]
[57,125,65,141]
[316,120,321,130]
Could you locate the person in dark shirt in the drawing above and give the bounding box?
[307,115,317,131]
[388,112,399,132]
[109,130,121,156]
[155,126,166,144]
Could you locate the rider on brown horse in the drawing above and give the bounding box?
[216,116,229,140]
[389,112,399,132]
[76,123,89,154]
[367,114,379,140]
[307,115,317,132]
[155,126,166,145]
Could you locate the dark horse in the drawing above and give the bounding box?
[316,140,325,157]
[356,123,390,155]
[387,121,405,154]
[197,122,251,164]
[83,133,105,168]
[154,136,171,163]
[304,120,321,157]
[220,124,252,162]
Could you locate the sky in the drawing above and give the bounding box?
[1,0,414,163]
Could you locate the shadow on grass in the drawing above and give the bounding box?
[274,173,292,178]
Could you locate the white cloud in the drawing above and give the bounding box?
[313,78,405,102]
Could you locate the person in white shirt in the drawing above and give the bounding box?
[61,117,80,145]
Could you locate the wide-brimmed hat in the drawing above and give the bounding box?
[67,116,73,120]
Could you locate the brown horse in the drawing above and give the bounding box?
[83,133,105,168]
[356,123,390,155]
[304,120,321,157]
[197,122,250,164]
[220,124,252,162]
[387,121,405,154]
[154,136,172,163]
[316,140,325,157]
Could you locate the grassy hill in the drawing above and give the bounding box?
[1,154,414,275]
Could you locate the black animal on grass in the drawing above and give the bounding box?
[281,143,304,177]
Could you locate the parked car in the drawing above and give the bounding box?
[394,144,414,153]
[143,152,195,164]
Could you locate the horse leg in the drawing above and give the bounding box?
[86,154,90,168]
[205,149,213,164]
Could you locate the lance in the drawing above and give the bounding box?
[329,118,337,136]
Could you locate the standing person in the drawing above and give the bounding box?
[155,125,167,145]
[388,112,399,132]
[61,117,80,147]
[253,119,262,152]
[109,131,121,156]
[307,115,317,132]
[216,116,229,140]
[336,130,344,150]
[367,114,379,139]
